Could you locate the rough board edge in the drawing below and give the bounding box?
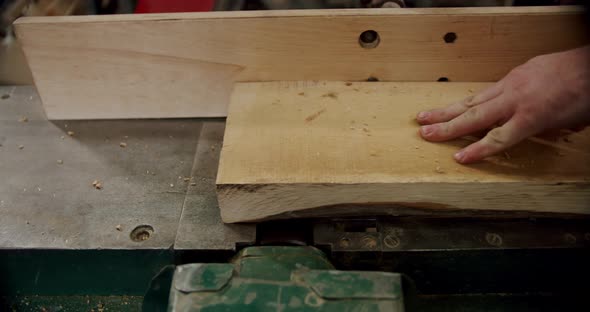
[216,182,590,223]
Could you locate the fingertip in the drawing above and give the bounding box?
[416,111,430,124]
[453,150,466,163]
[419,125,434,139]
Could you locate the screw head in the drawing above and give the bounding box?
[485,232,503,247]
[383,235,400,249]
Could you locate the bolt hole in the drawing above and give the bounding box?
[367,76,379,82]
[443,32,457,43]
[437,77,449,82]
[130,225,154,242]
[359,30,380,49]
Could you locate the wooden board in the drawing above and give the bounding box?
[14,6,589,119]
[216,81,590,223]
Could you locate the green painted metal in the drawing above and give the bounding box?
[168,246,404,312]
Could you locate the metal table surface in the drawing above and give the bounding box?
[0,86,254,250]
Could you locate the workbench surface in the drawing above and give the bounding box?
[0,86,254,250]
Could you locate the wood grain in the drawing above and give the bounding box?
[216,81,590,223]
[14,6,589,119]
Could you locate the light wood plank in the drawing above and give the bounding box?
[14,7,589,119]
[216,81,590,223]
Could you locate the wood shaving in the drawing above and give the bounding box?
[92,180,102,190]
[119,142,127,148]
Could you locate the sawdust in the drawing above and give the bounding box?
[92,180,102,190]
[321,92,338,99]
[119,142,127,148]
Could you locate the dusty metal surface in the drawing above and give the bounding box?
[175,121,255,250]
[0,86,211,249]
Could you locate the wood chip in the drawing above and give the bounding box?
[190,182,197,186]
[18,145,24,149]
[67,131,75,136]
[57,159,63,164]
[183,177,190,182]
[18,116,28,122]
[435,166,445,174]
[119,142,127,148]
[170,183,174,188]
[92,180,102,190]
[115,224,122,231]
[60,135,65,140]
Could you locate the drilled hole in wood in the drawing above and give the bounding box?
[367,76,379,82]
[359,30,380,49]
[437,77,449,82]
[443,32,457,43]
[130,225,154,242]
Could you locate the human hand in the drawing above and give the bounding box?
[416,45,590,164]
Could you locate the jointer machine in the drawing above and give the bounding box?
[1,4,590,312]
